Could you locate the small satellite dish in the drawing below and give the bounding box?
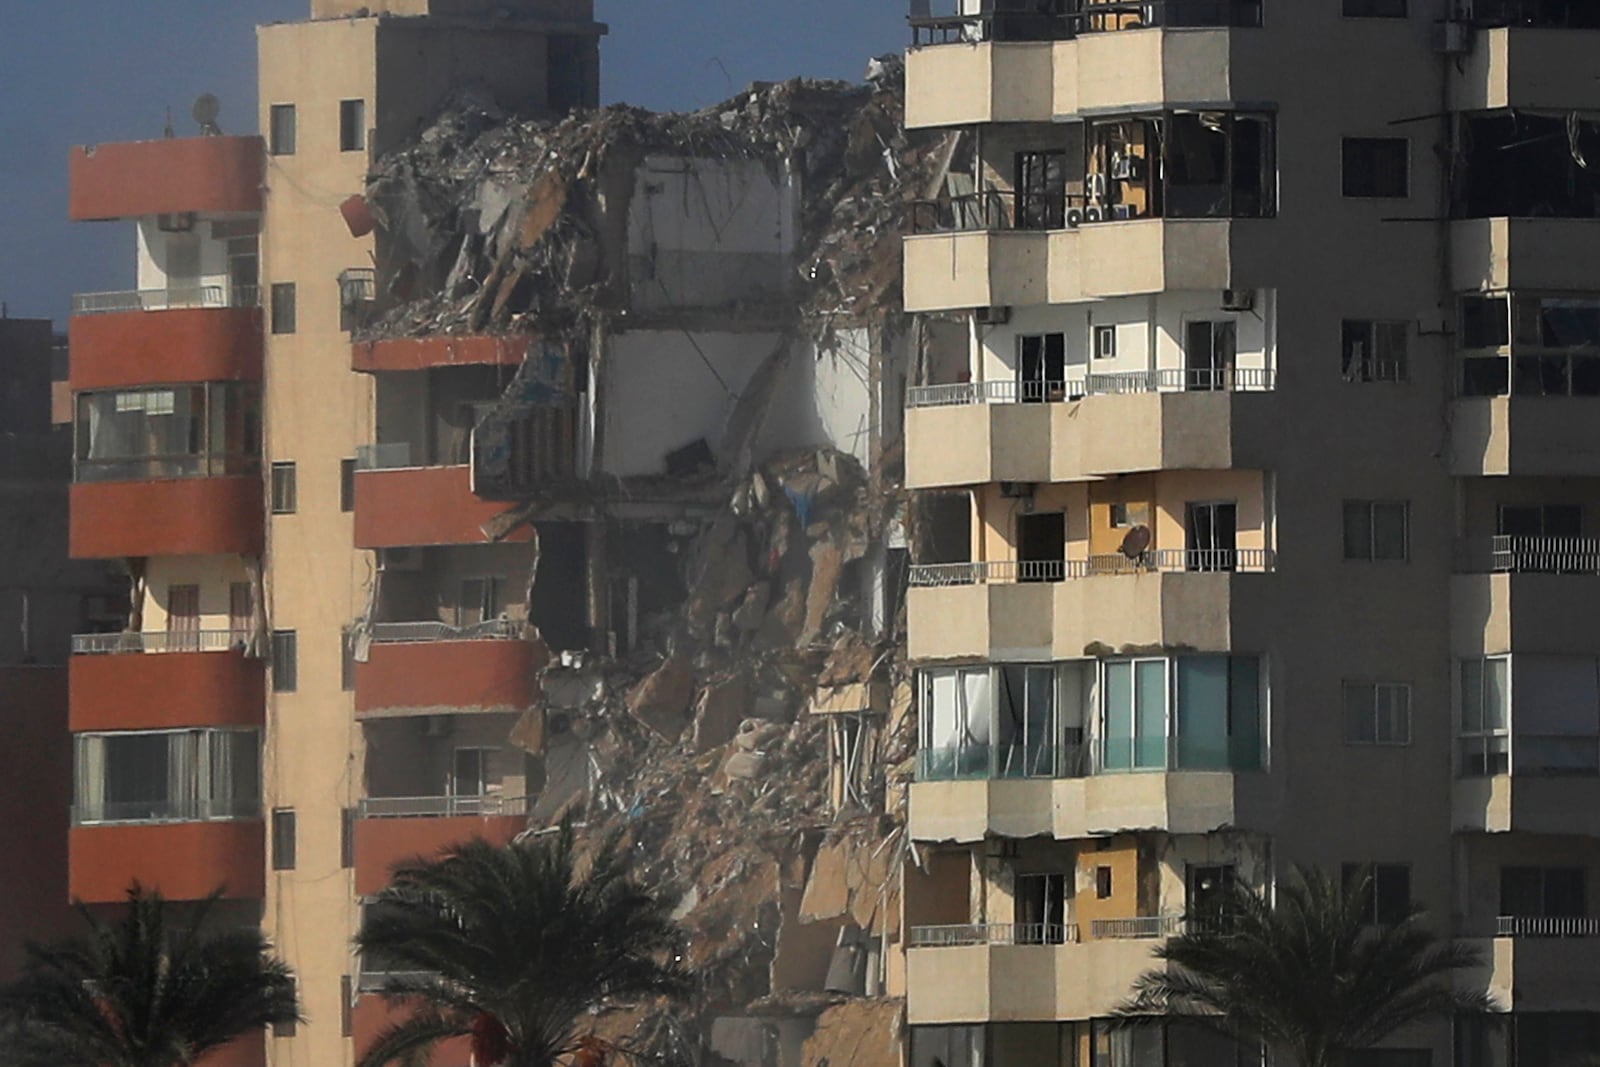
[193,94,222,136]
[1119,525,1152,560]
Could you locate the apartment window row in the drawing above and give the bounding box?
[268,100,366,157]
[916,655,1265,782]
[74,729,260,825]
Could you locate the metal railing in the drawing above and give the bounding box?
[1456,535,1600,575]
[72,630,251,655]
[74,453,260,483]
[909,549,1277,587]
[1089,915,1186,940]
[368,618,521,644]
[71,286,260,315]
[1496,916,1600,938]
[355,442,417,471]
[72,797,262,825]
[910,0,1262,45]
[910,190,1091,234]
[906,368,1275,408]
[357,794,530,819]
[909,922,1080,947]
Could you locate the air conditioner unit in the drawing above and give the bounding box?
[1086,173,1108,198]
[1222,288,1256,312]
[1085,205,1105,223]
[1065,208,1085,229]
[974,305,1012,326]
[378,546,424,572]
[156,212,196,233]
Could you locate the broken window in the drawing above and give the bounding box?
[1343,682,1413,745]
[1342,500,1409,561]
[1013,873,1069,944]
[1342,138,1410,199]
[1015,150,1068,230]
[1085,111,1275,221]
[1459,292,1600,396]
[339,268,376,333]
[1456,111,1600,219]
[1342,320,1409,382]
[919,667,993,780]
[1018,334,1067,402]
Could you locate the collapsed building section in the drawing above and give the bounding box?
[344,63,957,1067]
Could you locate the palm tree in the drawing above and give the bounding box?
[0,885,300,1067]
[354,824,691,1067]
[1114,865,1496,1067]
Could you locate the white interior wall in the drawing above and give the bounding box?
[135,215,250,294]
[761,329,876,471]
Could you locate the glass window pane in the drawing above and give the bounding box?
[996,666,1026,777]
[1177,656,1229,769]
[1345,684,1376,743]
[1229,657,1262,768]
[960,669,992,777]
[1134,660,1168,769]
[1026,666,1055,777]
[1486,658,1509,731]
[1462,660,1485,733]
[1103,662,1133,770]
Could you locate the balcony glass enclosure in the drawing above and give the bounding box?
[74,383,261,482]
[73,728,261,824]
[1460,656,1600,777]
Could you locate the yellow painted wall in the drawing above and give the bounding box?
[141,556,255,633]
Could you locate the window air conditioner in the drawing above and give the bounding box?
[1222,288,1256,313]
[974,306,1012,326]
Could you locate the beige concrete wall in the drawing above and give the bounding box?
[259,19,380,1067]
[141,556,254,633]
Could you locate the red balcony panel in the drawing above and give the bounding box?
[71,477,263,559]
[353,997,471,1067]
[355,640,536,719]
[70,820,264,903]
[353,467,530,549]
[354,814,525,897]
[71,650,264,732]
[200,1037,265,1067]
[70,308,263,391]
[70,137,265,221]
[352,335,530,373]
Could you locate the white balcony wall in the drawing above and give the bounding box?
[135,214,255,296]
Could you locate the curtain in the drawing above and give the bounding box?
[75,735,106,822]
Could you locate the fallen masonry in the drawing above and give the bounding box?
[343,59,966,1067]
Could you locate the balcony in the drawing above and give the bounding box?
[904,217,1264,312]
[70,630,263,732]
[1460,921,1600,1011]
[1452,538,1600,656]
[351,334,532,373]
[1454,25,1600,113]
[69,288,263,392]
[905,934,1167,1023]
[70,475,263,559]
[905,369,1276,488]
[69,135,265,221]
[355,620,540,719]
[906,2,1261,129]
[907,553,1273,662]
[353,451,530,549]
[353,795,527,896]
[69,818,263,903]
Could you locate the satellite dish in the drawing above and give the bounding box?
[1119,525,1152,560]
[193,94,222,136]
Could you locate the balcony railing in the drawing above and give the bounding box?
[71,286,260,316]
[1496,915,1600,938]
[356,442,418,471]
[907,368,1275,408]
[357,794,530,819]
[368,618,522,644]
[72,630,252,655]
[1457,536,1600,575]
[910,0,1263,45]
[909,549,1277,587]
[74,453,260,483]
[908,922,1080,947]
[1089,915,1186,940]
[72,796,262,825]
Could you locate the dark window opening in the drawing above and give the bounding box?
[271,462,297,515]
[1016,512,1066,583]
[1471,0,1600,27]
[1013,872,1070,943]
[1185,501,1238,572]
[270,283,297,335]
[1501,866,1586,920]
[339,99,366,153]
[340,458,355,512]
[530,522,589,652]
[1086,111,1276,221]
[1342,320,1409,382]
[1343,0,1407,16]
[1186,320,1237,390]
[269,105,296,156]
[1342,863,1411,925]
[272,630,298,693]
[1344,500,1409,562]
[271,808,297,870]
[1456,112,1600,219]
[1015,150,1068,229]
[1019,334,1067,402]
[1343,138,1410,198]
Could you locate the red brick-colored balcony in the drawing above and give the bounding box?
[71,475,263,559]
[69,304,263,392]
[353,465,529,549]
[70,136,264,221]
[353,997,470,1067]
[355,624,538,719]
[353,802,527,896]
[70,633,264,732]
[352,335,530,373]
[69,819,264,903]
[197,1037,265,1067]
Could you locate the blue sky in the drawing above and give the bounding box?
[0,1,907,324]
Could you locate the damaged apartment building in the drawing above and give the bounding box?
[59,3,957,1067]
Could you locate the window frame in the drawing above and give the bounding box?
[1458,656,1511,777]
[1342,681,1414,746]
[272,630,298,693]
[270,282,297,335]
[340,457,356,512]
[1342,137,1411,199]
[339,98,367,153]
[270,461,297,515]
[269,104,297,156]
[1343,499,1410,562]
[1341,319,1410,383]
[72,727,261,825]
[1341,862,1412,926]
[271,808,297,870]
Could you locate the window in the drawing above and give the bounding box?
[918,667,994,780]
[1343,138,1410,198]
[1458,1014,1600,1067]
[1018,334,1067,402]
[271,462,297,515]
[1014,150,1067,230]
[1459,658,1510,776]
[74,384,260,482]
[1096,865,1113,899]
[1343,500,1409,561]
[1505,656,1600,775]
[73,729,260,824]
[272,808,296,870]
[1093,324,1117,360]
[341,975,354,1037]
[909,1026,982,1067]
[1185,320,1237,391]
[1342,863,1411,925]
[1102,655,1263,772]
[270,283,297,335]
[1342,320,1409,382]
[339,99,366,153]
[167,585,200,652]
[1461,292,1600,397]
[341,807,356,869]
[917,662,1091,781]
[340,458,356,512]
[458,576,508,627]
[1343,0,1406,14]
[269,104,296,156]
[1501,866,1585,920]
[341,629,356,692]
[272,630,298,693]
[229,582,254,638]
[1342,1053,1430,1067]
[1343,682,1412,745]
